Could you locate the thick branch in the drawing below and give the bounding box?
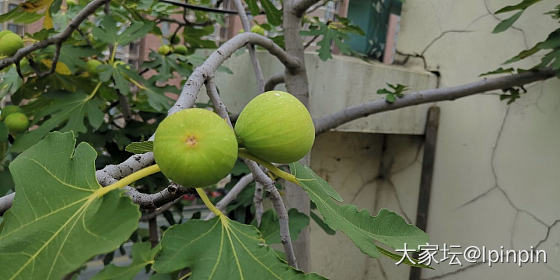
[264,72,285,91]
[170,32,300,115]
[314,69,556,134]
[0,0,107,70]
[291,0,321,16]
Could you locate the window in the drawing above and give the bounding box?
[346,0,402,61]
[7,24,24,35]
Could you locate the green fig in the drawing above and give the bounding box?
[153,108,238,187]
[0,32,24,56]
[235,91,315,164]
[5,112,29,133]
[1,105,22,120]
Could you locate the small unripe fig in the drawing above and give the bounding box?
[235,91,315,163]
[1,105,22,120]
[0,32,24,56]
[158,45,171,55]
[86,59,103,74]
[154,108,238,187]
[173,45,188,55]
[250,25,265,36]
[5,112,29,133]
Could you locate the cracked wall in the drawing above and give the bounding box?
[309,132,424,280]
[394,0,560,279]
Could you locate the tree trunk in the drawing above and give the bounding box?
[283,0,311,271]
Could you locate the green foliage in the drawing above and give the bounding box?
[257,208,310,244]
[92,242,160,280]
[0,132,140,279]
[377,83,408,103]
[290,162,429,266]
[484,0,560,103]
[154,216,325,279]
[492,0,543,33]
[125,140,153,154]
[300,16,365,60]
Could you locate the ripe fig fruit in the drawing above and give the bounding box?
[173,45,188,55]
[250,25,265,36]
[158,45,172,55]
[154,108,238,187]
[5,112,29,133]
[0,32,24,56]
[234,91,315,163]
[1,105,22,120]
[86,59,103,74]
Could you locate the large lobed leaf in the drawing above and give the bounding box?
[290,162,428,260]
[11,92,104,152]
[154,216,325,280]
[0,132,140,280]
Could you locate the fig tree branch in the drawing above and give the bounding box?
[264,72,285,91]
[0,0,108,71]
[231,0,266,93]
[0,193,15,215]
[291,0,322,16]
[205,173,255,219]
[170,32,301,115]
[205,77,232,126]
[245,160,299,269]
[314,69,557,134]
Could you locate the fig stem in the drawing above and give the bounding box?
[86,82,102,101]
[96,164,161,197]
[109,44,118,64]
[238,150,298,183]
[195,188,223,217]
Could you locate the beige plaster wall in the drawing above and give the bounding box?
[389,0,560,279]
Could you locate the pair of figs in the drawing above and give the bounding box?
[153,91,315,188]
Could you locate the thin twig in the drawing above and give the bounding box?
[159,0,238,14]
[253,182,264,226]
[205,173,254,219]
[303,35,319,50]
[140,196,182,221]
[205,77,232,126]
